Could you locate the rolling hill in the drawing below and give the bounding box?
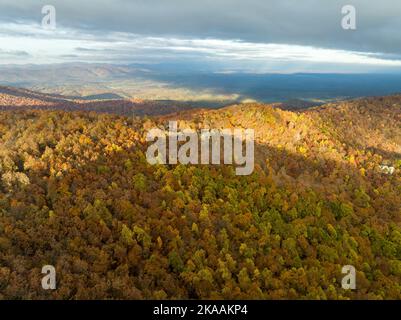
[0,87,400,299]
[0,85,203,116]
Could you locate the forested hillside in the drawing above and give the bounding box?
[0,95,400,299]
[0,86,200,116]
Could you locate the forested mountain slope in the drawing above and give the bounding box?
[0,86,201,116]
[0,95,400,299]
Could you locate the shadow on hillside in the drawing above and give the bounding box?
[0,99,204,117]
[1,118,400,300]
[366,147,401,161]
[0,86,65,103]
[18,122,400,223]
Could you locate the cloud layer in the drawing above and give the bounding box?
[1,0,401,72]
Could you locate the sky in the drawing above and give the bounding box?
[1,0,401,73]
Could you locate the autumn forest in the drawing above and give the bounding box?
[0,86,400,299]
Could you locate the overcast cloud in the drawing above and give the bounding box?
[1,0,401,72]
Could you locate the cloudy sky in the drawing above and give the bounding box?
[1,0,401,72]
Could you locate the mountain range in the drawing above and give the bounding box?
[3,63,401,106]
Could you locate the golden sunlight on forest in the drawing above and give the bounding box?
[0,91,400,299]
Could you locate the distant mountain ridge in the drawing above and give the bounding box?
[0,85,203,116]
[3,63,401,105]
